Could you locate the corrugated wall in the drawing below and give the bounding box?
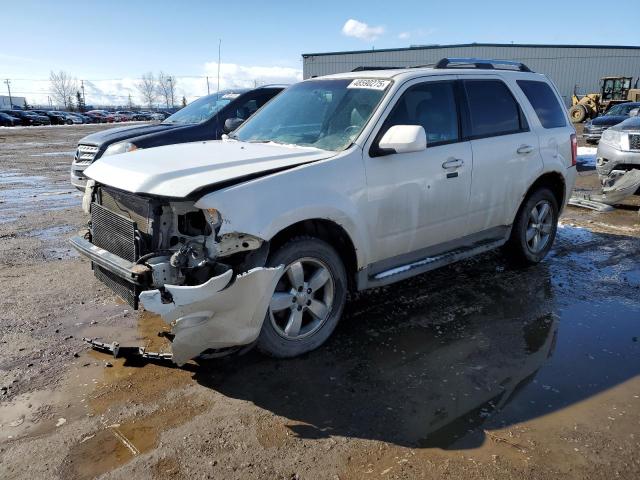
[302,45,640,105]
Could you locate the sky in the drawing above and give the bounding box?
[2,0,636,106]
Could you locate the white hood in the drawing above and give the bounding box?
[84,140,334,198]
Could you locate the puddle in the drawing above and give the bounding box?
[61,397,206,480]
[196,227,640,450]
[0,171,81,223]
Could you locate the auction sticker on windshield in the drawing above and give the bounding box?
[347,79,390,90]
[222,93,241,99]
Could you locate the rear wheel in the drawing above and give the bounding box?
[505,188,559,265]
[257,237,347,358]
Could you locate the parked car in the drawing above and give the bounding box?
[596,114,640,184]
[31,110,68,125]
[70,59,576,366]
[70,85,284,189]
[61,112,84,124]
[30,110,65,125]
[115,111,136,121]
[132,111,153,121]
[70,113,94,124]
[0,110,51,126]
[0,112,20,126]
[85,111,107,123]
[583,101,640,144]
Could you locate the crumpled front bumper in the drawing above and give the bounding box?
[139,266,283,366]
[71,234,284,366]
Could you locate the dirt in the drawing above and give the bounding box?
[0,124,639,480]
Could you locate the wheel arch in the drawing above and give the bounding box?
[268,219,359,292]
[518,171,566,219]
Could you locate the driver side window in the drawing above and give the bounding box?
[380,81,460,147]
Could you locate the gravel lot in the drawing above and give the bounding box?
[1,124,639,480]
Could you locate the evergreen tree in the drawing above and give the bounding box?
[76,91,86,112]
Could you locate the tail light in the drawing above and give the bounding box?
[570,133,577,167]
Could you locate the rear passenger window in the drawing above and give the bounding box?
[381,81,459,146]
[517,80,567,128]
[464,80,527,138]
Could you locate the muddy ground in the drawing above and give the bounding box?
[0,124,639,480]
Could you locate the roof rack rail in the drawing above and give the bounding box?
[351,66,403,72]
[434,58,533,72]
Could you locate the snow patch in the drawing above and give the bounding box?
[576,146,597,167]
[557,222,595,244]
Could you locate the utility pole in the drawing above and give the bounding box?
[217,39,221,93]
[81,80,86,104]
[206,76,210,95]
[166,77,173,107]
[4,79,13,108]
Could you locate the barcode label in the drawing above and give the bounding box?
[347,79,390,90]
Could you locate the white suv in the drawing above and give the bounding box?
[71,58,577,365]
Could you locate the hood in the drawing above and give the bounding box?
[612,117,640,132]
[78,123,183,146]
[84,140,335,198]
[591,115,627,126]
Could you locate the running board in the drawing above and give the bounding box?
[367,239,505,288]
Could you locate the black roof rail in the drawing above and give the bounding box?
[351,66,403,72]
[434,57,533,72]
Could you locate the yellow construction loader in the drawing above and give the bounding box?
[569,76,640,123]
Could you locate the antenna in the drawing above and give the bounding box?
[217,39,222,93]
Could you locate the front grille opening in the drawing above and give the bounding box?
[99,188,152,234]
[94,264,139,309]
[91,202,138,261]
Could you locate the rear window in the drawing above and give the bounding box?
[463,80,527,138]
[517,80,567,129]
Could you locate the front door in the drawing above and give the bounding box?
[363,77,473,266]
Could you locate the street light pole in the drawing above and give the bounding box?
[4,79,13,108]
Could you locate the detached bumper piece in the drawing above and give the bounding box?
[82,337,173,362]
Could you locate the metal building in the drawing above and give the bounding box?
[302,43,640,105]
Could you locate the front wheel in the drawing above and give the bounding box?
[505,188,559,265]
[257,237,347,358]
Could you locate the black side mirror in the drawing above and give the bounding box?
[223,117,244,133]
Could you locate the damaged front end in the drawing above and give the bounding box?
[71,183,282,365]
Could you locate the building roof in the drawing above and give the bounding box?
[302,42,640,58]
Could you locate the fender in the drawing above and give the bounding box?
[195,151,371,269]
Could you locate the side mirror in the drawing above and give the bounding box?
[223,117,244,133]
[377,125,427,155]
[629,108,640,117]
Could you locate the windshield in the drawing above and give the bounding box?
[606,103,637,116]
[233,79,389,151]
[163,91,242,125]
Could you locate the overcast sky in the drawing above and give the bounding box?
[3,0,636,106]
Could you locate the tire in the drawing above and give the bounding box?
[585,139,598,145]
[505,188,559,265]
[569,105,587,123]
[257,236,347,358]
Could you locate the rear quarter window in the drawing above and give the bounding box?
[517,80,567,129]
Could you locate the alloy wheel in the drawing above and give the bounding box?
[268,257,335,340]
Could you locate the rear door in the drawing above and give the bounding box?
[461,77,542,236]
[363,77,473,265]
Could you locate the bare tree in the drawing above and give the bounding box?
[157,71,176,108]
[136,72,157,109]
[49,71,77,109]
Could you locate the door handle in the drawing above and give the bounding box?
[517,144,534,155]
[442,158,464,169]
